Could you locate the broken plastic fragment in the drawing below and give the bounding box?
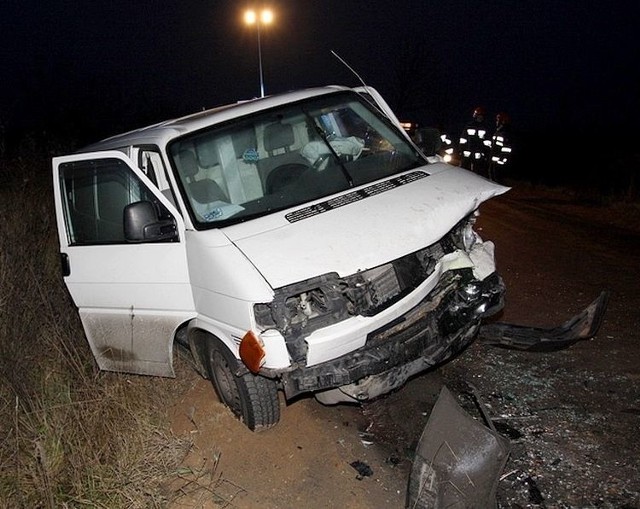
[350,460,373,480]
[407,386,511,508]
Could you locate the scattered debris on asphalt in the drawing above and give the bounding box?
[350,460,374,480]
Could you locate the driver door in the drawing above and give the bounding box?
[52,150,196,377]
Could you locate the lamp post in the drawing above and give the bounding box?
[244,8,274,98]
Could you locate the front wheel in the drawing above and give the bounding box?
[204,340,280,431]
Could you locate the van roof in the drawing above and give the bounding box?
[79,85,351,153]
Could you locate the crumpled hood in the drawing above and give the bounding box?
[225,164,509,289]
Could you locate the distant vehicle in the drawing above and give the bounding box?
[51,85,605,431]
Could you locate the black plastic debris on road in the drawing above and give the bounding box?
[525,476,545,504]
[350,460,373,480]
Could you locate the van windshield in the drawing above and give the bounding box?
[168,91,427,227]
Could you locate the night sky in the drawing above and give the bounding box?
[1,1,638,146]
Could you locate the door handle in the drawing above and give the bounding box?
[60,253,71,277]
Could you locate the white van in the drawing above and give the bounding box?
[52,86,509,430]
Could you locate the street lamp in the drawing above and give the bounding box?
[244,8,274,98]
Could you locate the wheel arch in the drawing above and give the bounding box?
[187,326,247,379]
[187,323,282,431]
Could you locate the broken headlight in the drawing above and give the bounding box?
[254,273,352,336]
[451,211,480,252]
[253,266,404,338]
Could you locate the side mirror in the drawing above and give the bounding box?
[123,201,178,243]
[413,127,442,156]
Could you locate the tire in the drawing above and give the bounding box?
[204,340,280,431]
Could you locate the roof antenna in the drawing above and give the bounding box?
[331,50,371,95]
[330,50,388,117]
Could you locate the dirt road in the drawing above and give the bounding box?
[168,184,640,508]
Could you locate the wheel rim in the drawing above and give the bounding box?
[211,350,241,413]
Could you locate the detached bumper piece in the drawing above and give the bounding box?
[478,290,609,351]
[407,386,510,509]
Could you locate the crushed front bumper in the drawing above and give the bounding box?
[279,270,505,401]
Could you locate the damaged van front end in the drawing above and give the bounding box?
[253,207,506,405]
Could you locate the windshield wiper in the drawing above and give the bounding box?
[302,109,354,188]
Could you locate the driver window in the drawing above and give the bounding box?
[59,158,170,245]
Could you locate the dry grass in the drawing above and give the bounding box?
[0,139,196,508]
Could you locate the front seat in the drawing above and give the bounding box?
[260,122,309,194]
[177,150,228,204]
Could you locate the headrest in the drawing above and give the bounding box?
[264,122,295,152]
[195,140,220,168]
[233,129,258,159]
[178,150,199,178]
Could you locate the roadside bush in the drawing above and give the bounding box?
[0,138,191,508]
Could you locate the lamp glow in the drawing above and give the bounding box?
[244,8,274,98]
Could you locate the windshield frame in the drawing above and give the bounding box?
[167,90,429,230]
